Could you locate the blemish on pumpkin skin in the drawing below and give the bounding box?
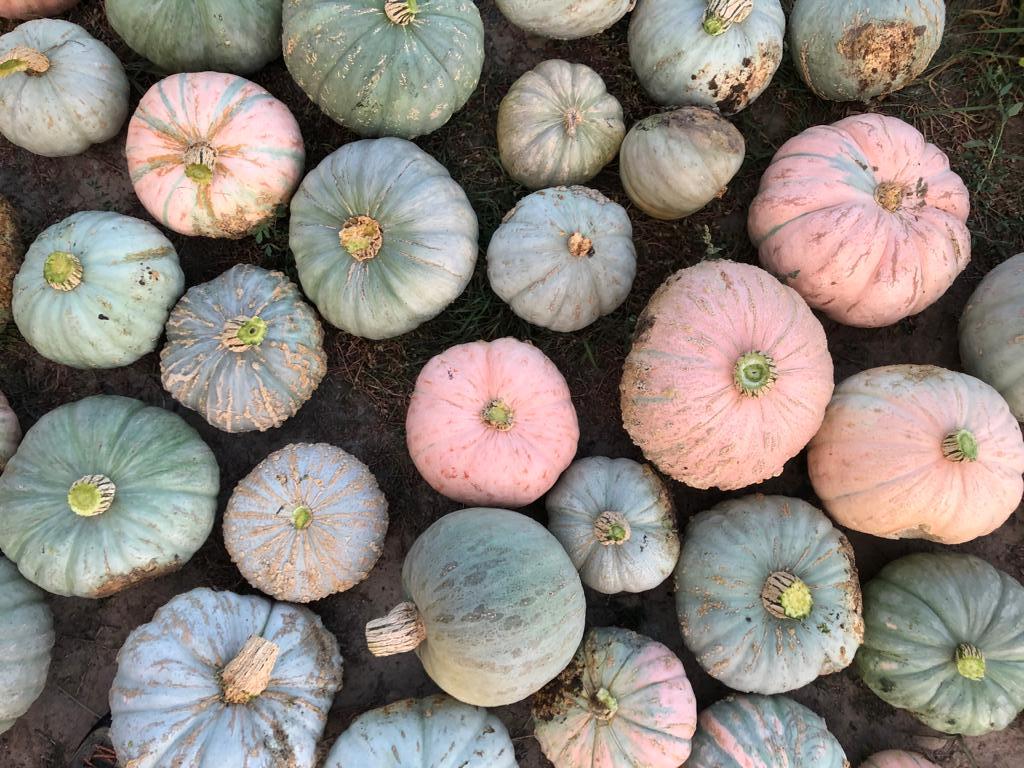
[836,21,928,97]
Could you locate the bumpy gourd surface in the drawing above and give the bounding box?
[0,195,20,332]
[0,557,53,734]
[1,1,78,19]
[495,0,634,39]
[0,389,20,471]
[860,751,940,768]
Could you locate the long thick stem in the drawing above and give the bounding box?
[366,602,426,656]
[0,46,50,78]
[703,0,753,36]
[220,636,280,704]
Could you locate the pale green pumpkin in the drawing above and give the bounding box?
[495,0,635,39]
[0,390,19,472]
[0,557,53,734]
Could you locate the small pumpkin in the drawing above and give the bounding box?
[0,390,19,472]
[487,187,636,332]
[546,457,679,594]
[12,211,184,369]
[808,365,1024,544]
[110,587,344,768]
[860,752,939,768]
[620,260,834,491]
[0,19,128,157]
[619,107,745,220]
[0,557,53,734]
[858,552,1024,736]
[407,337,579,506]
[224,443,388,603]
[366,507,586,707]
[1,0,78,18]
[498,60,625,190]
[495,0,635,39]
[0,195,21,332]
[289,137,478,340]
[533,627,697,768]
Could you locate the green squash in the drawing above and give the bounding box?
[0,557,53,734]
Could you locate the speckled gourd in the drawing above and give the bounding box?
[860,752,940,768]
[0,557,53,734]
[495,0,635,39]
[0,1,77,19]
[0,390,19,472]
[0,196,21,332]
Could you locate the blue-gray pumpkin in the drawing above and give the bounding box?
[0,389,20,472]
[0,557,53,734]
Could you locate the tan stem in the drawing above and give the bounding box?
[221,636,280,705]
[703,0,753,34]
[568,232,594,258]
[594,511,631,545]
[366,602,426,656]
[384,0,418,25]
[0,46,50,77]
[340,215,384,262]
[874,182,906,212]
[563,108,583,138]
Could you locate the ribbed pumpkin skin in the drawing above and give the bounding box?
[749,113,970,327]
[0,196,21,332]
[620,261,834,491]
[289,138,478,339]
[0,390,19,472]
[534,627,697,768]
[858,553,1024,736]
[0,0,78,18]
[0,20,128,156]
[677,495,863,694]
[488,187,636,332]
[809,365,1024,544]
[0,396,219,598]
[498,60,625,190]
[127,72,304,239]
[0,557,53,734]
[283,0,484,139]
[110,587,344,768]
[495,0,634,39]
[860,752,939,768]
[224,442,388,603]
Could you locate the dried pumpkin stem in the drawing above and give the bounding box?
[482,398,514,430]
[761,571,813,620]
[0,46,50,78]
[340,215,384,261]
[220,636,280,704]
[733,351,777,397]
[942,429,978,462]
[591,687,619,721]
[594,511,631,545]
[955,643,985,681]
[568,232,594,258]
[385,0,419,25]
[703,0,753,35]
[183,142,217,184]
[563,107,583,138]
[874,181,906,212]
[43,251,83,291]
[68,474,116,517]
[366,601,426,656]
[292,504,313,530]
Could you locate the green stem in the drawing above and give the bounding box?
[292,505,313,530]
[43,251,83,291]
[236,317,267,346]
[762,571,813,620]
[482,399,514,431]
[733,351,777,397]
[592,687,619,720]
[943,429,978,462]
[956,643,985,681]
[67,474,116,517]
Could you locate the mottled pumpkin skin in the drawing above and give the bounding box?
[110,587,344,768]
[0,0,77,18]
[496,0,634,39]
[860,752,939,768]
[858,553,1024,736]
[0,557,53,734]
[0,390,19,472]
[0,196,21,333]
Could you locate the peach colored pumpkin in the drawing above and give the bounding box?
[749,113,970,328]
[620,261,834,491]
[0,0,77,19]
[126,72,304,239]
[406,338,579,507]
[809,365,1024,544]
[860,751,939,768]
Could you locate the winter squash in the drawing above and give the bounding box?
[620,261,833,491]
[224,442,388,603]
[283,0,484,139]
[0,395,219,598]
[0,20,128,156]
[161,264,327,434]
[619,107,745,220]
[12,211,184,369]
[858,552,1024,736]
[546,457,679,594]
[0,390,19,472]
[406,338,579,506]
[289,138,478,339]
[790,0,946,102]
[0,557,53,735]
[495,0,635,39]
[498,60,625,189]
[534,627,697,768]
[860,752,939,768]
[677,495,863,694]
[1,1,78,18]
[809,365,1024,544]
[126,72,305,239]
[487,187,636,332]
[0,196,20,333]
[366,507,586,706]
[629,0,785,114]
[110,587,343,768]
[749,113,970,327]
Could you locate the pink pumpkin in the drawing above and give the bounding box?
[749,113,970,327]
[406,337,579,507]
[809,365,1024,544]
[0,0,77,18]
[620,261,834,491]
[861,752,939,768]
[126,72,304,239]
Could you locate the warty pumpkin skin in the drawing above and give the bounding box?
[808,365,1024,544]
[0,0,77,18]
[0,557,53,734]
[0,390,19,472]
[495,0,635,39]
[0,195,21,333]
[860,752,940,768]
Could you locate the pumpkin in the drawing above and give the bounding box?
[533,627,697,768]
[0,390,19,472]
[224,442,388,603]
[749,113,970,327]
[629,0,785,115]
[283,0,484,139]
[366,507,586,707]
[495,0,635,39]
[808,365,1024,544]
[0,395,219,598]
[677,495,863,694]
[0,195,20,332]
[620,260,834,491]
[1,0,78,18]
[406,337,580,506]
[619,107,745,220]
[289,137,478,340]
[497,60,625,190]
[161,264,327,434]
[126,72,305,239]
[487,186,636,332]
[858,552,1024,736]
[0,557,53,734]
[860,752,939,768]
[12,211,184,369]
[324,694,517,768]
[0,19,128,157]
[110,587,344,768]
[546,457,679,594]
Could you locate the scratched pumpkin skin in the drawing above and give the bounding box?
[0,390,19,472]
[495,0,635,39]
[0,557,53,734]
[0,0,77,18]
[860,752,940,768]
[0,196,21,333]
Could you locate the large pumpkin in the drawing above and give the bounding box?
[110,587,344,768]
[860,752,939,768]
[0,195,21,332]
[1,0,77,18]
[406,338,579,506]
[620,260,834,491]
[809,365,1024,544]
[0,557,53,734]
[858,552,1024,736]
[366,508,586,707]
[289,137,478,339]
[0,395,219,598]
[749,113,970,327]
[283,0,484,139]
[495,0,634,39]
[0,390,19,472]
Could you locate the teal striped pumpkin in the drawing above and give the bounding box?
[0,557,53,734]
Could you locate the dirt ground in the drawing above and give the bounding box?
[1,1,1023,766]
